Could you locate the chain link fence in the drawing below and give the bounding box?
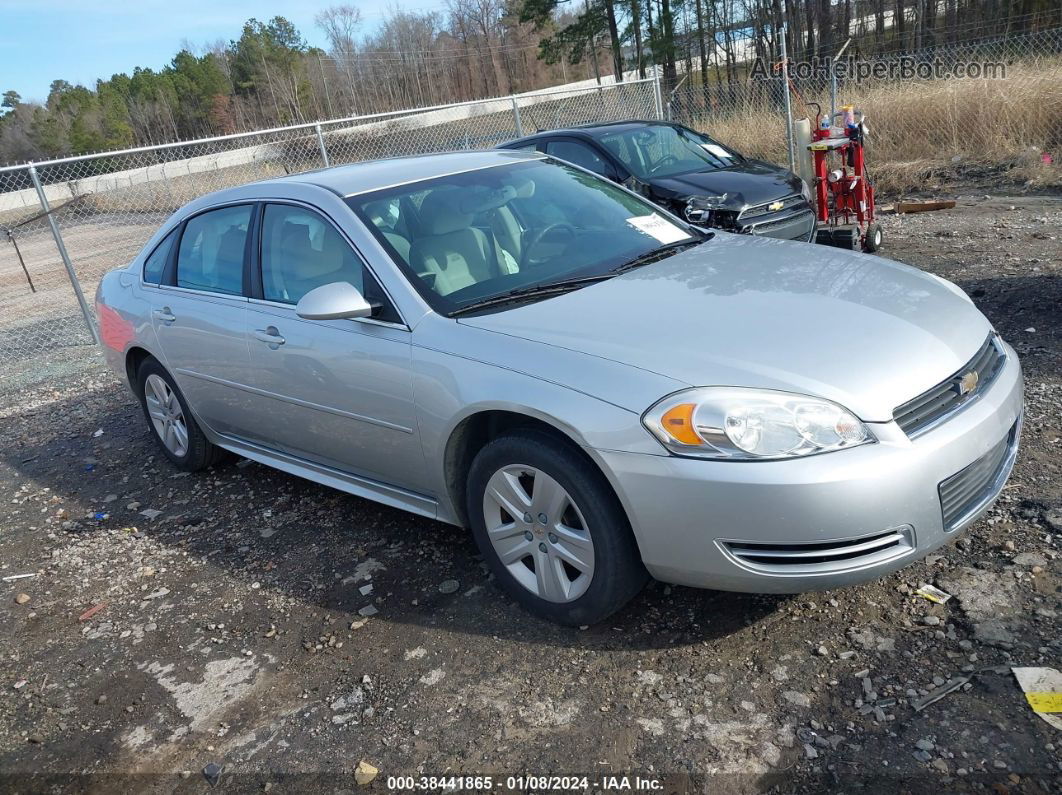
[0,78,660,375]
[667,27,1062,192]
[2,26,1061,378]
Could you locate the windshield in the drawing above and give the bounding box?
[598,125,743,180]
[347,159,695,316]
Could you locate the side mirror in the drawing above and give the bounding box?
[295,281,373,320]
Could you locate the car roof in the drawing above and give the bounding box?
[268,149,544,197]
[501,119,684,147]
[173,149,548,219]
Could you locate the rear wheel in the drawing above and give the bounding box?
[136,358,225,471]
[467,430,648,625]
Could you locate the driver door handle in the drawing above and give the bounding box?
[153,308,176,324]
[253,327,286,346]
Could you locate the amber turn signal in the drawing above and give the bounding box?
[660,403,701,445]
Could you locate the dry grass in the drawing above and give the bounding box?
[695,59,1062,195]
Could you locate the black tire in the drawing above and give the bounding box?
[467,430,648,626]
[864,222,883,252]
[136,358,226,472]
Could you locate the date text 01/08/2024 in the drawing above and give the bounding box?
[385,775,667,791]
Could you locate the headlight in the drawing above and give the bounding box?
[642,387,874,460]
[801,179,813,202]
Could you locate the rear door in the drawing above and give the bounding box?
[149,203,256,438]
[241,202,426,492]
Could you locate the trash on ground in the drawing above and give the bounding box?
[895,200,957,214]
[139,509,163,520]
[354,760,379,785]
[78,603,107,622]
[202,762,223,788]
[915,583,953,604]
[1,573,37,582]
[1012,667,1062,730]
[911,676,971,711]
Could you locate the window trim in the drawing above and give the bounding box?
[254,199,407,328]
[164,201,257,297]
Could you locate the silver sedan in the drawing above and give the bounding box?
[95,150,1023,625]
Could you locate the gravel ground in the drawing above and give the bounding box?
[1,195,1059,793]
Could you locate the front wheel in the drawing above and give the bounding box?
[467,431,648,625]
[864,222,883,252]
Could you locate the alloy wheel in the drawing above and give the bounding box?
[482,464,595,603]
[144,374,189,458]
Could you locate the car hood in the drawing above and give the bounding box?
[458,233,992,422]
[650,160,805,209]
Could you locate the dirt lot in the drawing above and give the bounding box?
[1,195,1059,793]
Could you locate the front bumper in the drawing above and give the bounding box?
[597,342,1023,593]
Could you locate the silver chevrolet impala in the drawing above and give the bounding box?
[95,150,1023,625]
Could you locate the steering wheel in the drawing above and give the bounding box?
[647,154,681,175]
[521,223,577,269]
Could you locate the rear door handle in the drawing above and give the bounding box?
[253,327,286,346]
[153,308,176,324]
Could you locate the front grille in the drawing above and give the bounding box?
[893,335,1006,437]
[719,526,913,575]
[739,194,808,220]
[939,419,1020,531]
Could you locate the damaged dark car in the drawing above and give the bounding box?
[499,120,816,242]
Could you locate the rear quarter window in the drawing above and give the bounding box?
[142,228,178,284]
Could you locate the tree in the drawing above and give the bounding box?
[2,90,20,111]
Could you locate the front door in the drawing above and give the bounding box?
[242,202,426,492]
[150,203,256,439]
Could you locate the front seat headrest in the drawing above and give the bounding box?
[419,188,473,236]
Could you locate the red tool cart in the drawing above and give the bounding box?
[808,108,883,253]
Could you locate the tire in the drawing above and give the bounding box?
[467,430,648,625]
[136,358,225,472]
[864,222,883,253]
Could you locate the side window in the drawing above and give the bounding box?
[176,205,251,295]
[260,204,398,322]
[142,228,178,284]
[545,140,612,177]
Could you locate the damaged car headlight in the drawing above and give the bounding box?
[642,387,874,460]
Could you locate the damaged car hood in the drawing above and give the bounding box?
[650,160,806,211]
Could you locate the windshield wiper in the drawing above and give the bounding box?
[450,273,614,316]
[611,236,707,274]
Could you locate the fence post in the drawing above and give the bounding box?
[314,123,331,167]
[28,164,99,345]
[652,70,665,119]
[511,96,524,137]
[830,38,853,122]
[779,25,796,175]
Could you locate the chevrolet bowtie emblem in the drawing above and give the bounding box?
[768,200,784,212]
[958,370,979,395]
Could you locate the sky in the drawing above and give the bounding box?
[0,0,447,103]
